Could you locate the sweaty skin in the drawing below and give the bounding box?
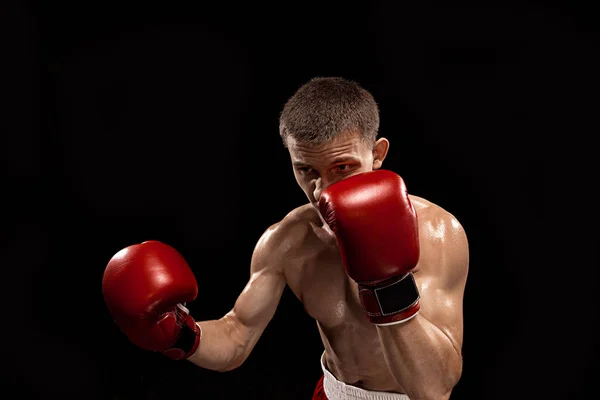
[188,131,469,398]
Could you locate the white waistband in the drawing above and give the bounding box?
[320,352,410,400]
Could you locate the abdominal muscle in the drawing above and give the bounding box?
[283,206,405,393]
[317,313,403,393]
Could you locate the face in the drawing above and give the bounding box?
[287,130,390,209]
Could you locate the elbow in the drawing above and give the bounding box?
[215,365,237,373]
[214,315,251,373]
[215,346,250,373]
[215,357,245,373]
[447,354,463,393]
[442,365,464,400]
[430,359,463,399]
[431,386,455,400]
[407,363,462,400]
[406,387,453,400]
[188,357,245,373]
[429,348,463,399]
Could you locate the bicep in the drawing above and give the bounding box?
[224,218,306,357]
[221,267,285,363]
[417,215,469,351]
[231,267,286,333]
[226,225,288,346]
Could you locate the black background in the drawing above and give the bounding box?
[1,1,598,399]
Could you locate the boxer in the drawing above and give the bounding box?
[103,77,469,399]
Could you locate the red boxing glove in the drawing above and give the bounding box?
[319,170,420,326]
[102,240,201,360]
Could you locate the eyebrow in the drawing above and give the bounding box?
[330,156,361,165]
[292,161,311,167]
[292,157,362,168]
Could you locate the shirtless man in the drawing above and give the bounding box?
[103,77,469,400]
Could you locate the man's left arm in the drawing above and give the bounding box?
[376,212,469,400]
[319,170,469,400]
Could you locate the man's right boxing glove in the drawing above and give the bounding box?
[102,240,201,360]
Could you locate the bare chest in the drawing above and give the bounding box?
[283,231,357,322]
[282,230,400,390]
[281,222,382,349]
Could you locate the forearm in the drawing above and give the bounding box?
[377,314,462,400]
[186,265,284,372]
[186,313,248,372]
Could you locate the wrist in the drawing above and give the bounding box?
[161,304,202,360]
[358,272,420,326]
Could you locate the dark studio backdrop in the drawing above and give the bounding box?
[1,1,597,399]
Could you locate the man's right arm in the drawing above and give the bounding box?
[187,222,289,372]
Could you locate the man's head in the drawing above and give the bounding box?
[279,77,390,208]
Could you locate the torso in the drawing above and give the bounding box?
[280,196,434,393]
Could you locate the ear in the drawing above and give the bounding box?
[372,137,389,170]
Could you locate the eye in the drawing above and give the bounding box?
[333,164,352,172]
[297,166,313,174]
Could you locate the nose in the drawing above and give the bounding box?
[313,178,323,203]
[312,177,335,203]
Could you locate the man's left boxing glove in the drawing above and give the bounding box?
[102,240,201,360]
[319,170,421,326]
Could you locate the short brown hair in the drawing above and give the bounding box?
[279,77,379,148]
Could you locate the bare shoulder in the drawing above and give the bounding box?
[409,195,466,239]
[251,204,319,274]
[409,195,469,283]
